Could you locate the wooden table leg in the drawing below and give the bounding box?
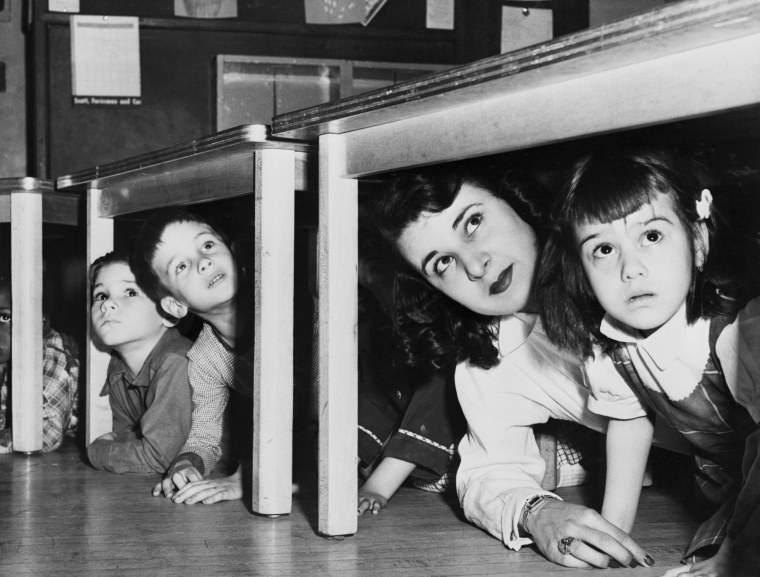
[11,189,43,453]
[85,188,114,445]
[317,134,358,536]
[252,148,295,516]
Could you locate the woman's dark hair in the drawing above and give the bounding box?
[371,158,551,371]
[537,147,760,359]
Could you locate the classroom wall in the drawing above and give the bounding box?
[0,0,27,176]
[589,0,670,28]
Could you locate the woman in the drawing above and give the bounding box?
[371,159,656,570]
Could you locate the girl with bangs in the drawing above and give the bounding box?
[538,148,760,577]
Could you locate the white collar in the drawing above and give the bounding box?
[497,312,537,356]
[599,303,689,371]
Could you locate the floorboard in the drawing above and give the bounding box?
[0,442,699,576]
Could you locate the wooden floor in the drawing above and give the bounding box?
[1,442,700,577]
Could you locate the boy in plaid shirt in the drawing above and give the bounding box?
[0,279,79,453]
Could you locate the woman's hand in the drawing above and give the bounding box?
[357,489,388,515]
[527,499,655,569]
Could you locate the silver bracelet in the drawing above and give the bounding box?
[519,494,558,537]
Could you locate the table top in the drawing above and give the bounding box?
[56,125,317,218]
[271,0,760,174]
[0,178,80,225]
[57,124,314,190]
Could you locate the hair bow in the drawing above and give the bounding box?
[695,189,713,221]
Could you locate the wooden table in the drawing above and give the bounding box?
[57,125,315,516]
[271,0,760,536]
[0,177,81,453]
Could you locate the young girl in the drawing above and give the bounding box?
[539,148,760,577]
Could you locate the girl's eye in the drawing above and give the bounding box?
[433,255,454,276]
[126,288,139,297]
[591,243,616,259]
[202,240,215,251]
[0,314,10,323]
[464,214,482,236]
[175,262,187,275]
[93,292,107,302]
[643,230,663,245]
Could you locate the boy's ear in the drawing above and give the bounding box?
[695,221,710,268]
[160,296,188,320]
[160,315,179,329]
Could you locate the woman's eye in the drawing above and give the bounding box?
[591,243,615,259]
[175,262,187,274]
[203,240,215,251]
[0,314,10,323]
[643,230,663,245]
[465,214,482,236]
[93,292,106,302]
[126,288,138,297]
[433,255,453,276]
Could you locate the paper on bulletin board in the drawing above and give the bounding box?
[174,0,238,19]
[426,0,454,30]
[303,0,390,25]
[49,0,80,13]
[500,6,552,54]
[70,16,141,106]
[305,0,362,24]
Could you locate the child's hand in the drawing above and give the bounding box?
[0,428,12,454]
[357,489,388,515]
[152,459,203,499]
[659,537,753,577]
[171,468,243,505]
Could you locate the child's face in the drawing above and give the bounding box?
[91,262,171,350]
[396,182,539,316]
[151,221,237,316]
[0,285,10,365]
[575,193,697,334]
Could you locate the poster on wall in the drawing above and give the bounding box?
[304,0,390,26]
[70,15,141,106]
[174,0,238,19]
[500,4,552,54]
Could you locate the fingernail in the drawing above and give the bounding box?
[645,554,655,566]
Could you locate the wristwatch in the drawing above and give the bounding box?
[518,494,559,537]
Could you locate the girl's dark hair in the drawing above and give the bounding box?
[131,208,232,305]
[372,159,550,370]
[538,147,760,359]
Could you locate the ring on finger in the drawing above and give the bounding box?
[558,536,575,555]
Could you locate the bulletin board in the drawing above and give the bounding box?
[31,2,479,178]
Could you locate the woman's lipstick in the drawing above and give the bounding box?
[489,265,512,295]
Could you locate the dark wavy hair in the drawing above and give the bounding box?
[537,147,760,359]
[371,159,551,371]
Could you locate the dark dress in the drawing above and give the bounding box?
[357,286,466,491]
[611,311,760,561]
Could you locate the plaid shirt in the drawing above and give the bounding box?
[0,325,79,452]
[174,322,253,475]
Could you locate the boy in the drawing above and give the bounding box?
[0,276,79,453]
[86,252,193,474]
[132,209,253,503]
